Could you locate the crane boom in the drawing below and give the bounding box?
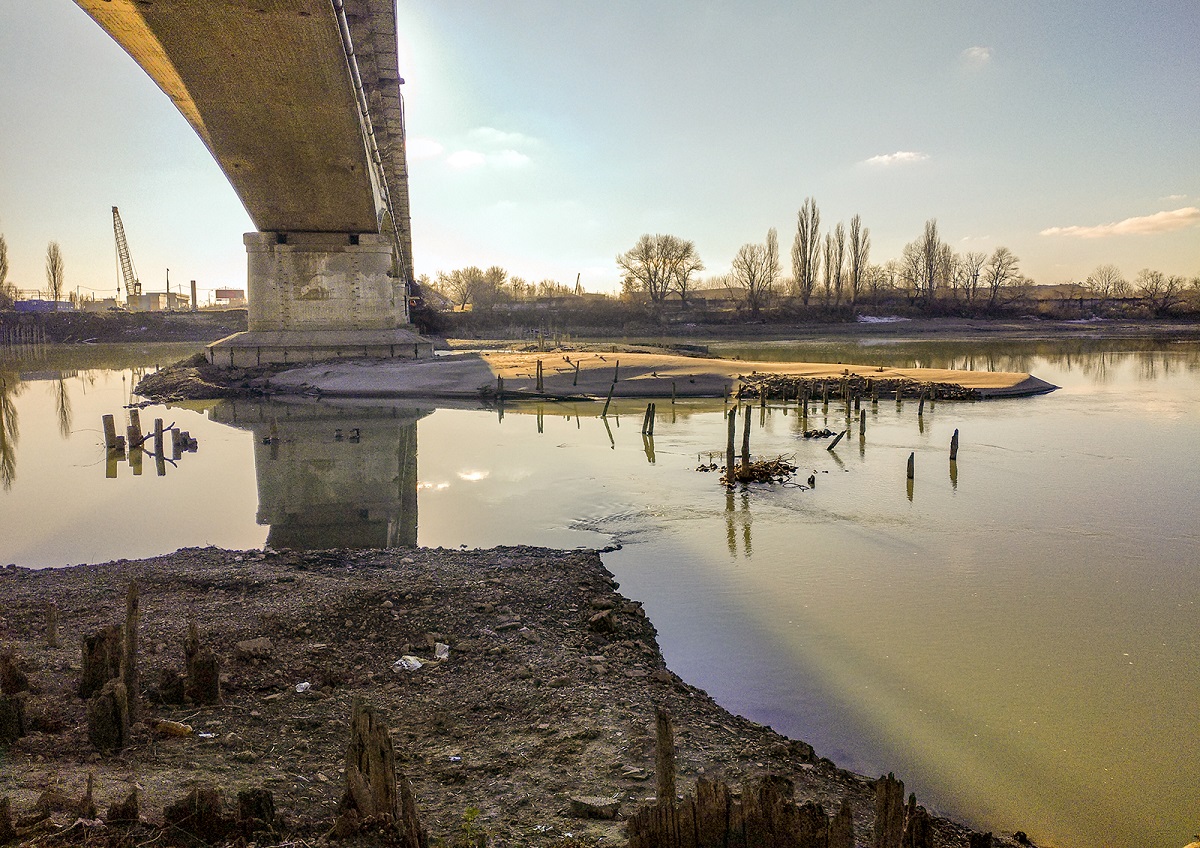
[112,206,141,299]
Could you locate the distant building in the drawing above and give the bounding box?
[215,288,247,307]
[15,299,75,313]
[128,292,190,312]
[79,297,124,313]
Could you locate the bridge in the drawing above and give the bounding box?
[74,0,432,366]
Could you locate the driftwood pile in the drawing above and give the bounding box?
[739,374,980,403]
[716,456,798,486]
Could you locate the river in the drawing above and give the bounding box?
[1,337,1196,847]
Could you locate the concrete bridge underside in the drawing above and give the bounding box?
[76,0,429,366]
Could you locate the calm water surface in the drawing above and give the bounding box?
[1,339,1197,848]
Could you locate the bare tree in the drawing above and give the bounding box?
[939,244,960,301]
[45,241,65,304]
[984,247,1020,306]
[821,234,834,305]
[764,227,781,306]
[790,198,821,305]
[963,251,987,302]
[918,220,941,301]
[1135,269,1186,316]
[1086,264,1125,311]
[831,222,846,306]
[436,266,483,310]
[847,214,870,306]
[730,240,773,316]
[617,234,702,304]
[0,234,13,309]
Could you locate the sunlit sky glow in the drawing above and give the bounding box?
[1,2,1197,300]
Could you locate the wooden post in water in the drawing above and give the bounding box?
[918,387,926,417]
[496,375,504,400]
[153,419,166,476]
[613,359,620,383]
[822,382,830,410]
[601,381,614,418]
[671,381,676,405]
[648,403,656,436]
[641,404,652,435]
[950,428,959,461]
[102,415,118,449]
[655,707,675,806]
[741,405,751,467]
[907,452,915,480]
[536,360,543,392]
[860,409,867,435]
[827,430,846,451]
[573,360,580,387]
[726,407,736,481]
[128,410,143,447]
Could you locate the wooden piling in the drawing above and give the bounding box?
[613,359,620,383]
[80,625,123,698]
[655,707,675,806]
[536,359,543,392]
[671,381,676,405]
[496,375,504,400]
[573,360,580,387]
[918,387,926,417]
[647,403,656,436]
[184,621,221,705]
[874,773,905,848]
[827,430,847,452]
[822,382,830,409]
[102,414,118,449]
[859,409,867,435]
[154,419,166,476]
[741,405,751,467]
[950,428,959,461]
[726,407,736,482]
[907,452,915,480]
[601,382,614,417]
[128,409,143,447]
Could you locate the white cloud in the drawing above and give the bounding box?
[961,46,993,68]
[489,150,531,168]
[446,150,486,169]
[1040,207,1200,238]
[1161,193,1188,201]
[407,137,444,160]
[469,127,539,148]
[862,151,930,167]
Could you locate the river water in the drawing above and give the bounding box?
[1,338,1196,847]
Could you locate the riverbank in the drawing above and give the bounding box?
[0,547,1022,847]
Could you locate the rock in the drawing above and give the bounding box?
[548,675,571,688]
[568,795,621,819]
[163,786,230,843]
[589,597,616,610]
[234,637,274,660]
[588,609,616,634]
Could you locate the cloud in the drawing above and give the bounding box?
[1040,207,1200,238]
[469,127,538,148]
[862,151,930,167]
[961,46,993,68]
[407,137,444,160]
[446,150,487,169]
[1161,193,1188,201]
[489,150,531,168]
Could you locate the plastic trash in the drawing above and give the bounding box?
[197,731,217,739]
[154,719,193,737]
[434,642,450,661]
[295,681,312,693]
[392,655,423,672]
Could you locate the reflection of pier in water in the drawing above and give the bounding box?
[209,400,429,550]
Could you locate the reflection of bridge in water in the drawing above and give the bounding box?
[209,400,429,550]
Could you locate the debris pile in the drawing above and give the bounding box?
[739,373,980,402]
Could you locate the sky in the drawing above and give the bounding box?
[1,1,1197,301]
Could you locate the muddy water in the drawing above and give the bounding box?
[1,339,1197,847]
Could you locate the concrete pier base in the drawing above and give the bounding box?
[207,231,432,368]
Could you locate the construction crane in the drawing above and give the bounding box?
[111,206,141,301]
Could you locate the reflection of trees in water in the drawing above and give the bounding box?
[0,373,22,490]
[53,377,72,438]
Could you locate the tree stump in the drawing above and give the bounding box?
[0,651,29,695]
[0,797,16,844]
[106,788,140,825]
[0,696,24,745]
[336,697,426,846]
[184,622,221,705]
[79,625,123,698]
[902,795,933,848]
[237,788,275,838]
[829,799,854,848]
[163,786,229,843]
[873,773,905,848]
[655,707,676,806]
[86,678,129,752]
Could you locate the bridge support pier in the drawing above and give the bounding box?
[207,232,432,368]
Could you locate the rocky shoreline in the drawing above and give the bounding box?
[0,547,1024,847]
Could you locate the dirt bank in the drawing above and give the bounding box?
[0,547,1023,847]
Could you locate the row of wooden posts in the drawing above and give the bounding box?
[101,409,197,477]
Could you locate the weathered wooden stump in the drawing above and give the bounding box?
[335,697,426,846]
[106,788,140,825]
[237,788,275,837]
[0,651,29,695]
[86,678,130,752]
[968,832,994,848]
[874,773,905,848]
[184,621,221,705]
[902,794,933,848]
[0,695,24,744]
[655,707,675,806]
[163,786,230,843]
[830,799,854,848]
[0,797,16,844]
[79,625,123,698]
